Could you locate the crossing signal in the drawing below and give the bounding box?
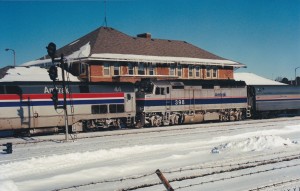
[51,88,59,109]
[48,65,58,81]
[2,142,12,154]
[46,42,56,59]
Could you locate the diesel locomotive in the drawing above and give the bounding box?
[0,79,299,135]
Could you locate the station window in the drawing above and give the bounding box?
[109,104,125,113]
[206,67,211,78]
[189,65,194,78]
[80,63,87,74]
[128,63,134,75]
[138,63,145,75]
[206,66,218,78]
[103,63,110,76]
[113,63,120,76]
[177,64,182,77]
[212,68,218,78]
[92,105,108,114]
[170,64,175,76]
[149,64,155,75]
[195,66,200,78]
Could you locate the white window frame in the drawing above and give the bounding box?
[206,66,211,78]
[170,64,175,76]
[212,67,218,78]
[177,64,182,77]
[113,63,120,76]
[188,65,194,78]
[128,63,134,75]
[138,63,145,75]
[80,63,87,74]
[149,64,155,75]
[195,66,200,78]
[103,63,110,76]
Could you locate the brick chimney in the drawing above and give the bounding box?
[137,33,151,39]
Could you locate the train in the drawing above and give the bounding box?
[0,79,300,135]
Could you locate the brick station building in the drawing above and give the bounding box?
[24,26,246,82]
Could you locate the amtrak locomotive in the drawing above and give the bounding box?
[0,79,299,135]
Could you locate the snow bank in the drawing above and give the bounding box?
[234,72,285,85]
[0,66,80,82]
[212,135,297,153]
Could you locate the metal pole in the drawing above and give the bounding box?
[295,67,300,86]
[13,50,16,67]
[60,54,69,141]
[155,169,174,191]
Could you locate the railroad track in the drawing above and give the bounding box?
[2,117,300,146]
[55,152,300,191]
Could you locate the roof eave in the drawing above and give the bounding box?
[87,53,246,68]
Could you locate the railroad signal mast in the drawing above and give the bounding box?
[46,42,69,141]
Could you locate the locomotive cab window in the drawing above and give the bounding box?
[92,105,108,114]
[155,87,166,95]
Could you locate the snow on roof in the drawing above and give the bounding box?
[0,66,80,82]
[89,53,244,67]
[234,72,286,85]
[21,42,91,67]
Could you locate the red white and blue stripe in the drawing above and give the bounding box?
[0,93,125,107]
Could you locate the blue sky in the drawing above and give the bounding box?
[0,0,299,80]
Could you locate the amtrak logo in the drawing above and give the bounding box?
[44,87,69,94]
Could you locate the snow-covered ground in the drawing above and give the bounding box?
[1,117,300,191]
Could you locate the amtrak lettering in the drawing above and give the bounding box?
[44,86,69,94]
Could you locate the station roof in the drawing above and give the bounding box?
[234,72,286,85]
[23,26,245,68]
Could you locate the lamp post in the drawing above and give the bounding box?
[295,67,300,86]
[5,48,16,67]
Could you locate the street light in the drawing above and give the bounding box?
[295,66,300,86]
[5,48,16,67]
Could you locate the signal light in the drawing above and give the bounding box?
[2,142,12,154]
[51,88,59,109]
[48,65,58,81]
[46,42,56,59]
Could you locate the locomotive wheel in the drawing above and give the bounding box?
[153,118,161,127]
